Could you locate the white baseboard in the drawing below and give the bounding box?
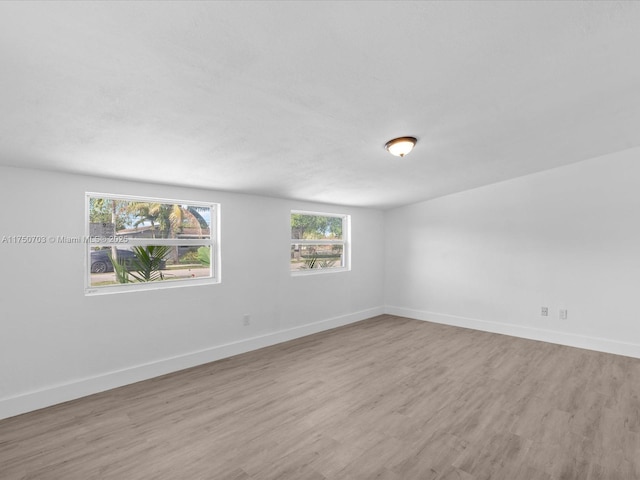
[0,306,384,420]
[385,306,640,359]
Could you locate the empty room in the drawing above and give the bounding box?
[1,1,639,479]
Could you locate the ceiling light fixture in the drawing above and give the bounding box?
[385,136,417,157]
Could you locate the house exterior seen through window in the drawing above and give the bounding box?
[85,193,219,295]
[291,210,350,275]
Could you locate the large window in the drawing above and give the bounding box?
[291,210,350,275]
[85,193,219,295]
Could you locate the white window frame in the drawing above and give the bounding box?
[290,210,351,276]
[85,192,220,295]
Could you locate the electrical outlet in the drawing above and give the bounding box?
[243,314,251,326]
[541,307,548,316]
[559,309,568,320]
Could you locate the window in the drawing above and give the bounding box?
[85,193,219,295]
[290,210,350,274]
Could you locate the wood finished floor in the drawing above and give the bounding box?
[1,314,640,480]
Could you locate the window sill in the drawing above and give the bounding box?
[85,276,219,295]
[290,267,350,277]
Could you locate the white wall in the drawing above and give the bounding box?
[0,166,385,419]
[5,146,639,420]
[385,147,640,358]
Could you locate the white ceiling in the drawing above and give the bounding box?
[1,1,639,209]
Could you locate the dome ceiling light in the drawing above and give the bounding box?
[385,136,417,157]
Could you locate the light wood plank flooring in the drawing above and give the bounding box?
[1,315,640,479]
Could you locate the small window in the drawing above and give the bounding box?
[291,210,350,275]
[86,193,219,295]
